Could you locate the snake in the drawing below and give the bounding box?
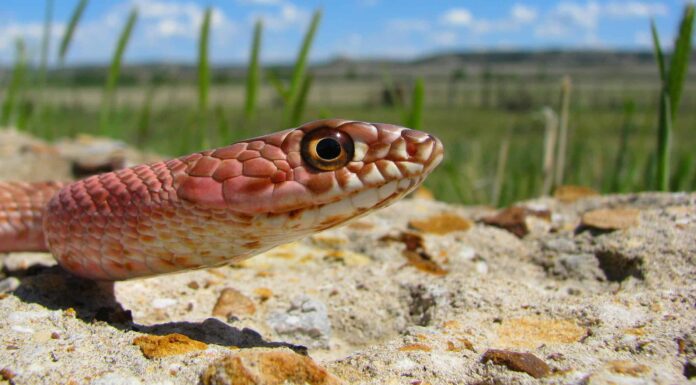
[0,119,443,280]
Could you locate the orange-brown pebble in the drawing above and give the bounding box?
[409,213,472,235]
[607,360,650,376]
[399,343,432,352]
[212,288,256,318]
[481,349,550,379]
[254,287,273,302]
[133,333,208,359]
[199,348,343,385]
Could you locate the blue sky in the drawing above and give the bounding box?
[0,0,687,65]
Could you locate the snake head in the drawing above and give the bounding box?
[176,119,443,229]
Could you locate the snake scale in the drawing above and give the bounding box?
[0,119,443,280]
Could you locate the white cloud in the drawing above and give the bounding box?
[130,0,234,40]
[441,8,473,26]
[440,4,537,35]
[251,2,310,31]
[534,1,667,44]
[603,1,668,17]
[556,1,601,29]
[0,22,66,61]
[511,4,538,23]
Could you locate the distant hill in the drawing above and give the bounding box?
[2,50,693,86]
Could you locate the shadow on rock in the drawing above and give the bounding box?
[11,266,307,354]
[136,318,308,355]
[11,266,126,325]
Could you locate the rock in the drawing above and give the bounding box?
[132,333,208,359]
[495,317,586,348]
[200,348,344,385]
[0,277,20,293]
[267,296,331,349]
[606,360,650,376]
[380,232,448,275]
[542,238,577,253]
[581,208,640,230]
[481,206,551,237]
[408,212,472,234]
[554,185,599,203]
[481,349,551,378]
[551,253,604,281]
[212,288,256,318]
[91,373,143,385]
[0,252,57,274]
[0,129,71,182]
[151,297,177,309]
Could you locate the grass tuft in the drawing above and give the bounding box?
[405,78,425,130]
[100,8,138,134]
[651,3,694,190]
[282,9,322,126]
[244,19,263,120]
[58,0,88,65]
[1,39,27,128]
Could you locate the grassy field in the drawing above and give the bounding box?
[5,78,694,206]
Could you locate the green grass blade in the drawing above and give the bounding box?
[666,3,694,120]
[283,9,321,125]
[290,73,313,125]
[492,135,510,206]
[554,75,572,186]
[196,7,213,148]
[541,107,558,196]
[244,19,263,120]
[39,0,54,86]
[198,7,212,114]
[136,86,156,147]
[404,78,424,130]
[656,93,672,190]
[612,100,635,192]
[650,20,666,81]
[100,8,138,134]
[58,0,88,64]
[266,70,289,102]
[1,39,27,127]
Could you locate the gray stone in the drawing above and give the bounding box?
[266,295,331,349]
[0,277,20,292]
[551,253,604,281]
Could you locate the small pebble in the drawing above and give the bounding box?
[151,298,177,309]
[0,277,20,293]
[481,349,550,378]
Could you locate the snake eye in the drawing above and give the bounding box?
[301,127,355,171]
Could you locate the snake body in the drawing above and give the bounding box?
[0,120,443,280]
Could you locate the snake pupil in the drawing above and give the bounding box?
[316,138,342,160]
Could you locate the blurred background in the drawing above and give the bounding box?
[0,0,693,206]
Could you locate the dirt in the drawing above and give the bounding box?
[0,131,695,385]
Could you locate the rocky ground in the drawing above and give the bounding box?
[0,129,695,385]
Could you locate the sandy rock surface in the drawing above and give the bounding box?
[1,134,695,385]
